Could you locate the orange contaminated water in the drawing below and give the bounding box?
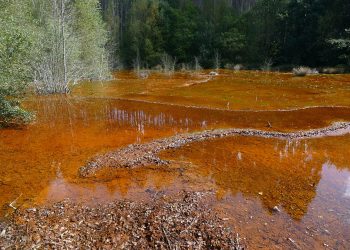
[160,135,350,249]
[74,70,350,110]
[1,70,350,249]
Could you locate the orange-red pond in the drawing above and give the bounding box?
[1,71,350,249]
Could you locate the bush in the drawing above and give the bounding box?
[161,53,176,75]
[224,63,244,71]
[321,67,345,74]
[0,1,35,127]
[234,64,244,71]
[260,59,273,71]
[0,99,33,127]
[292,66,319,76]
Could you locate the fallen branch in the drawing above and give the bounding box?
[162,226,172,250]
[8,193,22,210]
[288,237,301,249]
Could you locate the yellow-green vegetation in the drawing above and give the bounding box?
[0,1,35,126]
[0,0,109,126]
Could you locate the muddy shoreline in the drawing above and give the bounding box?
[0,191,243,249]
[79,122,350,177]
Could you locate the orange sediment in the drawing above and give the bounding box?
[1,70,350,248]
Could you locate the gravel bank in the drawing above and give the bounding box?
[79,122,350,177]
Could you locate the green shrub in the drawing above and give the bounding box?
[292,66,318,77]
[0,1,35,127]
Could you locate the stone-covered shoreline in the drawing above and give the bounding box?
[79,122,350,177]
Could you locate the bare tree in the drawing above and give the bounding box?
[133,47,141,76]
[261,58,273,72]
[194,57,202,73]
[32,0,110,94]
[161,53,177,75]
[214,50,220,72]
[61,0,67,85]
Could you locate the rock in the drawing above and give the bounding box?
[209,71,219,76]
[272,206,281,213]
[324,229,330,235]
[139,71,149,79]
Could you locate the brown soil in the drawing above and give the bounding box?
[79,122,350,177]
[0,191,243,249]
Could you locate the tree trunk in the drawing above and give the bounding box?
[61,0,67,85]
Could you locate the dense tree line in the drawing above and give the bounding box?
[101,0,350,69]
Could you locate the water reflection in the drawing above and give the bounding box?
[40,163,183,205]
[108,108,197,129]
[29,96,350,133]
[1,96,350,213]
[157,135,350,248]
[31,97,211,132]
[160,135,350,221]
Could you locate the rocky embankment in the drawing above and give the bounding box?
[79,122,350,177]
[0,191,243,249]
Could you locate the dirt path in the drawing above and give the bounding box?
[79,122,350,177]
